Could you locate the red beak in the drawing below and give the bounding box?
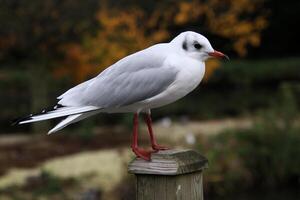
[208,50,229,60]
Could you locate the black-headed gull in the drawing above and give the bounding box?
[14,31,228,160]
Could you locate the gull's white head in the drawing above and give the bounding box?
[171,31,228,62]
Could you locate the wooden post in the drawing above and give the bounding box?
[128,149,208,200]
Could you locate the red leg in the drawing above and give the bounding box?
[131,113,151,161]
[144,113,169,151]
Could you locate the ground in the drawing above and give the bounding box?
[0,118,251,199]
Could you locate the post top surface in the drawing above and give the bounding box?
[128,149,208,175]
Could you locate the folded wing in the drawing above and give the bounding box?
[58,44,178,108]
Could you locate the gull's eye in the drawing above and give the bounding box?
[194,43,202,50]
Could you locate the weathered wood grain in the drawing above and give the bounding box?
[128,149,208,175]
[128,149,208,200]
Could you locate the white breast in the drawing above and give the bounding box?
[139,56,205,110]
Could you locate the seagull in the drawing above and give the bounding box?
[14,31,228,160]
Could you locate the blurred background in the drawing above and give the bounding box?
[0,0,300,199]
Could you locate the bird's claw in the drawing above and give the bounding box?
[132,147,152,161]
[152,144,169,151]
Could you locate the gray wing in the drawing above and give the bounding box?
[58,44,178,108]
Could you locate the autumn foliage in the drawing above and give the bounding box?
[57,0,268,82]
[0,0,268,82]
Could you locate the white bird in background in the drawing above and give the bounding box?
[14,31,228,160]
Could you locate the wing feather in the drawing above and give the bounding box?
[58,44,178,108]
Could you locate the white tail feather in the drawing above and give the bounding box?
[48,114,82,134]
[48,110,101,134]
[19,106,99,124]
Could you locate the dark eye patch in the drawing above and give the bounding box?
[194,43,202,50]
[182,41,188,50]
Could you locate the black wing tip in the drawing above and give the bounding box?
[11,114,33,126]
[41,104,64,113]
[11,104,64,126]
